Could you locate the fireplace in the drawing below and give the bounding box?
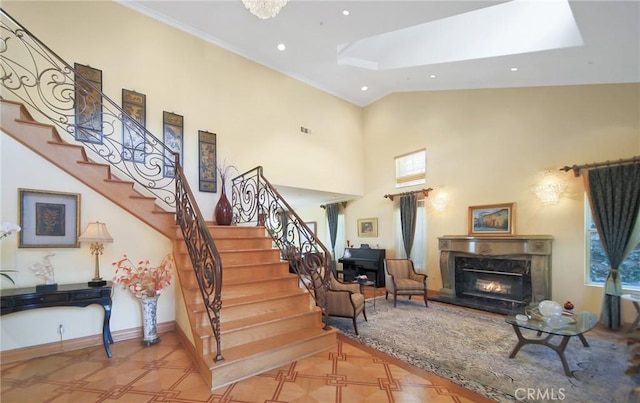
[434,236,552,314]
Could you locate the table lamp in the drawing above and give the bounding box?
[78,221,113,287]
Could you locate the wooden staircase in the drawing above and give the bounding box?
[174,225,337,389]
[1,97,336,389]
[0,98,176,238]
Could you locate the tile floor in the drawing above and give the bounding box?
[1,330,490,402]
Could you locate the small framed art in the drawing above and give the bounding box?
[163,111,183,178]
[468,203,516,236]
[198,130,217,192]
[357,218,378,237]
[122,89,146,162]
[18,189,81,248]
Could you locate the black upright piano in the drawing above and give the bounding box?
[338,248,386,287]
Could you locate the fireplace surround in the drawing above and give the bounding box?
[435,235,552,314]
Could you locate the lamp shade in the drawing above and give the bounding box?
[78,222,113,243]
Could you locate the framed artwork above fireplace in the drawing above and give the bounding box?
[468,203,515,236]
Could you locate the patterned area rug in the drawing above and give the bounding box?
[329,298,636,402]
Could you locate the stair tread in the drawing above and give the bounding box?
[197,306,318,334]
[204,327,335,369]
[186,288,307,313]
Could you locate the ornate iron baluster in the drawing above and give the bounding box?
[231,166,331,330]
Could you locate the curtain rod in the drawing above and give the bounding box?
[560,155,640,177]
[320,201,347,209]
[384,188,433,201]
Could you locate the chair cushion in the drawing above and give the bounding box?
[394,279,424,291]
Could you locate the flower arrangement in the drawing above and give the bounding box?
[112,254,174,299]
[217,158,238,186]
[0,222,21,284]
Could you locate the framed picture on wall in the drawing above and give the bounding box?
[357,218,378,237]
[74,63,103,144]
[198,130,217,192]
[163,111,183,178]
[18,188,81,248]
[122,89,146,162]
[468,202,516,236]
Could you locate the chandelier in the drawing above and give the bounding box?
[241,0,288,20]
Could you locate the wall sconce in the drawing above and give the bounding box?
[532,170,567,205]
[78,221,113,287]
[430,192,449,212]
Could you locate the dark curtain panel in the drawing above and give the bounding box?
[400,194,417,259]
[326,203,340,271]
[586,162,640,329]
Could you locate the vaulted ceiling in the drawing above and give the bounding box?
[119,0,639,107]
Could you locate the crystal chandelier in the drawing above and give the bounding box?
[241,0,288,20]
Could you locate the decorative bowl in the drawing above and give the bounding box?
[538,300,563,317]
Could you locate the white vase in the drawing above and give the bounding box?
[140,296,160,346]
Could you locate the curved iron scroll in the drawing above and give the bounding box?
[175,157,224,362]
[0,9,176,208]
[231,166,332,330]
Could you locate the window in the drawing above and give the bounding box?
[395,149,426,188]
[586,199,640,287]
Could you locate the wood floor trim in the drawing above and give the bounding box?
[0,321,174,365]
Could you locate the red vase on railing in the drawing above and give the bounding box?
[215,182,233,225]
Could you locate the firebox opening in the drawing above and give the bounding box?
[453,257,532,313]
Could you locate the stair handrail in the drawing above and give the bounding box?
[1,9,225,361]
[0,8,176,208]
[230,166,331,330]
[175,157,224,362]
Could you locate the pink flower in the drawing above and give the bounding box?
[112,254,174,299]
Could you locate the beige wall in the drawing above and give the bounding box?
[354,84,640,318]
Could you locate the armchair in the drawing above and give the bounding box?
[309,266,367,335]
[384,259,428,308]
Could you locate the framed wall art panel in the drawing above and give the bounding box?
[468,202,516,236]
[163,111,183,178]
[74,63,103,144]
[18,189,81,248]
[357,218,378,237]
[198,130,217,192]
[122,89,146,162]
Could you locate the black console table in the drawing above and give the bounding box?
[0,282,114,358]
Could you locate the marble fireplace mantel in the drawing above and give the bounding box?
[437,235,553,307]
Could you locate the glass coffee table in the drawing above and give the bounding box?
[505,309,598,376]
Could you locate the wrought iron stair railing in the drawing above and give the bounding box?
[231,166,331,329]
[0,8,225,362]
[0,8,175,208]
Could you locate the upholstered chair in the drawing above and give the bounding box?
[384,259,428,308]
[310,266,367,335]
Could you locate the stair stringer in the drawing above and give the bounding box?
[173,224,337,390]
[0,99,175,238]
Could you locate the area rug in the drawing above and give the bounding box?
[328,298,637,402]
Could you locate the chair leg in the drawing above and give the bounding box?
[409,296,412,300]
[394,293,397,308]
[424,292,428,307]
[385,291,389,300]
[352,317,359,335]
[362,308,368,322]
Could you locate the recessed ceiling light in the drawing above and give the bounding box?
[361,86,368,91]
[510,67,519,72]
[342,10,350,16]
[430,74,436,79]
[277,43,286,51]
